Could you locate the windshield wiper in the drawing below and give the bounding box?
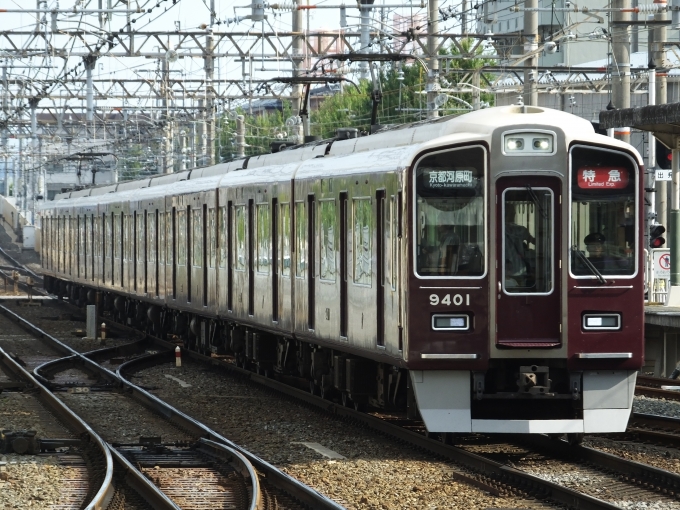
[570,245,607,284]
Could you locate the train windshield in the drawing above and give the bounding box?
[414,146,485,277]
[570,146,637,277]
[502,187,554,294]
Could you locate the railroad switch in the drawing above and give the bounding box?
[0,430,40,455]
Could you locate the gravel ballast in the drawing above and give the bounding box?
[133,361,550,510]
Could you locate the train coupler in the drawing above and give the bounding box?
[517,365,551,395]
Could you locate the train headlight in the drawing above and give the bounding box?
[505,138,524,151]
[502,131,555,156]
[532,137,552,151]
[582,313,621,331]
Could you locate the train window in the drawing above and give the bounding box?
[81,216,86,278]
[114,214,121,259]
[192,209,202,267]
[123,214,129,262]
[137,213,145,263]
[414,146,485,278]
[159,213,165,265]
[148,211,156,265]
[389,194,398,291]
[570,146,637,278]
[256,204,270,274]
[295,201,306,279]
[353,198,372,286]
[57,217,62,272]
[280,203,291,277]
[235,205,246,271]
[319,200,336,282]
[208,208,216,268]
[105,213,112,258]
[177,209,187,266]
[166,210,173,266]
[218,207,226,268]
[502,188,554,294]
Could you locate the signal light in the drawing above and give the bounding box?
[650,224,666,248]
[656,140,672,170]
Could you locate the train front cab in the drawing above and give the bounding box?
[408,127,644,435]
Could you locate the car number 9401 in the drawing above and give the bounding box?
[429,294,470,306]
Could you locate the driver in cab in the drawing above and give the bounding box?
[584,233,627,273]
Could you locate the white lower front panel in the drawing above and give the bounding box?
[410,370,472,433]
[410,369,634,434]
[583,408,632,433]
[472,419,583,434]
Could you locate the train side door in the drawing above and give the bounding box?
[495,176,561,347]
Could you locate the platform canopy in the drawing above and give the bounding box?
[599,103,680,149]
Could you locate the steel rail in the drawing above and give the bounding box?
[633,375,680,401]
[635,385,680,401]
[116,353,344,510]
[0,346,115,510]
[0,301,319,510]
[637,375,677,387]
[626,412,680,447]
[198,438,263,510]
[0,243,41,280]
[106,447,181,510]
[31,356,262,509]
[519,433,680,495]
[121,348,619,510]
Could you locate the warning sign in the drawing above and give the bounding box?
[653,249,671,278]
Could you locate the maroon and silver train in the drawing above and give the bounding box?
[40,105,644,436]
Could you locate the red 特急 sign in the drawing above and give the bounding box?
[577,167,629,189]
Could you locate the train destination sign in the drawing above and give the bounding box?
[425,169,475,188]
[577,167,629,189]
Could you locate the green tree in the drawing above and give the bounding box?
[220,39,496,158]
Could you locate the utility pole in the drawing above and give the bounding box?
[291,0,304,144]
[654,2,668,229]
[461,0,467,34]
[84,55,97,142]
[236,115,245,158]
[611,0,631,143]
[1,64,7,150]
[360,0,374,80]
[30,101,38,222]
[205,0,216,166]
[523,0,538,106]
[426,0,440,119]
[161,54,174,174]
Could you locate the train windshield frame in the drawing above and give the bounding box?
[569,145,639,279]
[413,145,487,279]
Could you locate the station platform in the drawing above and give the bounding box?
[645,305,680,329]
[644,305,680,377]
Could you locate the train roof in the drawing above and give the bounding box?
[44,105,643,210]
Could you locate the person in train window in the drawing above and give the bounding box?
[437,225,460,275]
[584,232,628,272]
[420,224,460,276]
[504,206,535,286]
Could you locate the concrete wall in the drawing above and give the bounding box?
[0,195,40,253]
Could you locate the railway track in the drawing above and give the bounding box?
[21,291,680,509]
[120,344,680,510]
[623,412,680,448]
[0,299,343,510]
[0,347,114,509]
[636,375,680,401]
